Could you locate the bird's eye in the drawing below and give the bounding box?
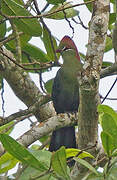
[62,47,71,52]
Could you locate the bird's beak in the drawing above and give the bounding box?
[56,46,66,53]
[56,48,62,53]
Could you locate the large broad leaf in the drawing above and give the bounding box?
[18,166,55,180]
[101,113,117,149]
[109,13,116,25]
[43,27,58,61]
[0,121,15,134]
[86,173,104,180]
[7,34,31,49]
[105,36,112,52]
[98,105,117,125]
[46,2,79,20]
[110,0,114,3]
[101,131,114,156]
[0,134,47,171]
[102,113,117,137]
[29,149,51,169]
[83,0,92,12]
[16,149,53,180]
[13,0,24,5]
[98,105,115,115]
[45,78,54,94]
[51,146,71,180]
[47,0,66,5]
[102,61,113,68]
[65,148,94,159]
[106,163,117,180]
[1,0,42,36]
[0,152,19,173]
[23,43,50,62]
[74,158,99,175]
[99,106,117,153]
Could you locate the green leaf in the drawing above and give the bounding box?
[74,158,99,175]
[86,172,104,180]
[0,15,6,39]
[98,105,117,125]
[101,114,117,143]
[39,135,49,145]
[102,61,113,68]
[105,36,112,52]
[7,34,31,49]
[17,149,53,180]
[0,152,18,173]
[46,2,79,20]
[13,0,24,5]
[1,0,42,36]
[66,148,94,159]
[18,166,55,180]
[0,121,15,134]
[109,13,116,25]
[111,149,117,157]
[29,149,51,169]
[101,131,114,156]
[51,146,71,180]
[0,134,47,171]
[45,78,54,94]
[43,27,58,60]
[23,43,50,62]
[47,0,66,5]
[83,0,92,12]
[106,163,117,180]
[110,0,114,3]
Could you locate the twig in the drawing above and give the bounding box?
[100,63,117,78]
[41,3,49,13]
[62,3,74,38]
[72,16,88,30]
[33,0,58,63]
[0,0,96,20]
[1,80,5,117]
[67,142,97,164]
[100,95,117,101]
[0,32,23,47]
[1,114,32,133]
[39,71,47,94]
[10,22,22,63]
[0,49,55,71]
[15,164,28,180]
[0,95,51,126]
[101,77,117,104]
[30,169,53,180]
[24,0,33,9]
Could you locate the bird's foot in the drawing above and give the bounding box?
[66,112,77,120]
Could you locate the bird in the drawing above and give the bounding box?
[49,36,82,153]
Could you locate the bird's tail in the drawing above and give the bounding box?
[49,126,76,152]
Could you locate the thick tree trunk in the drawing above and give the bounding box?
[71,0,110,179]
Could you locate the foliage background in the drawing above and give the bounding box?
[0,0,117,179]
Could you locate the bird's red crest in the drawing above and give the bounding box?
[58,36,80,61]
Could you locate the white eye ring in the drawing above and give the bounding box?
[62,47,71,52]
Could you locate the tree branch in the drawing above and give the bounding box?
[0,0,96,20]
[0,48,55,122]
[0,49,54,71]
[100,63,117,78]
[72,0,110,179]
[0,98,51,126]
[16,113,77,147]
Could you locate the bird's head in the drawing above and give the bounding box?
[56,36,80,62]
